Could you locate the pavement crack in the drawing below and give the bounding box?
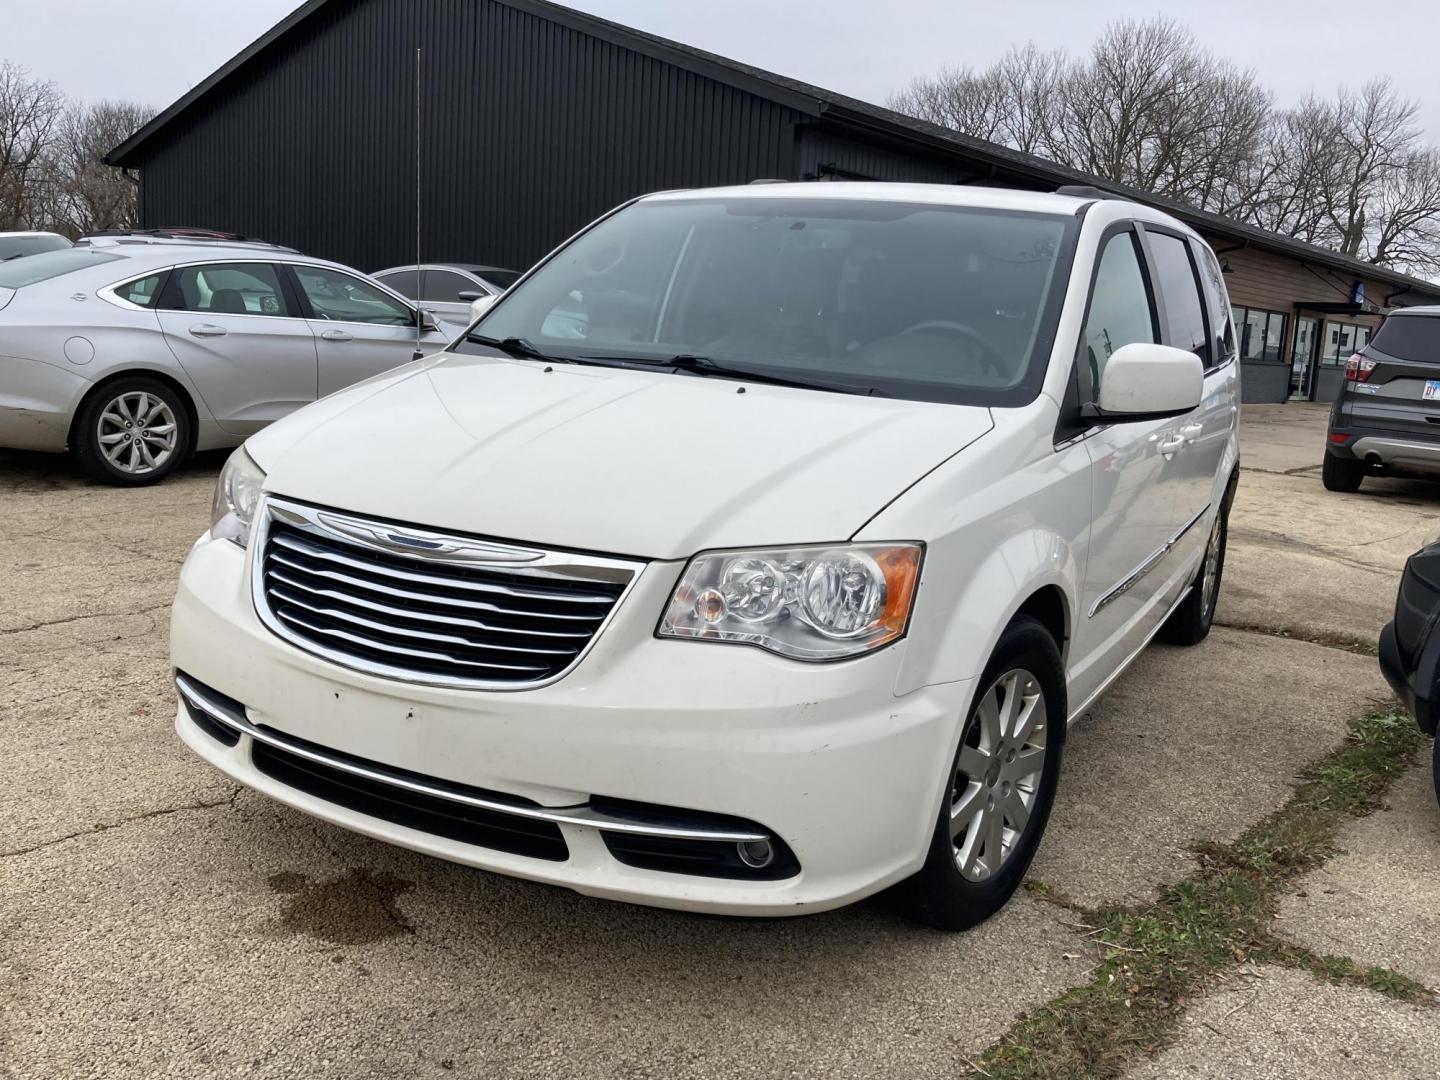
[0,601,173,636]
[1214,620,1379,657]
[0,786,242,858]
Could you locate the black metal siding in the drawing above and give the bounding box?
[132,0,806,273]
[795,126,977,185]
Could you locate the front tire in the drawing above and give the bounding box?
[72,377,191,486]
[1322,451,1365,493]
[891,615,1066,931]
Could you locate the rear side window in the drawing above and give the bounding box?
[162,263,292,316]
[1368,315,1440,363]
[1081,231,1157,392]
[1147,232,1210,367]
[112,273,165,308]
[377,269,420,299]
[0,249,120,288]
[422,270,476,302]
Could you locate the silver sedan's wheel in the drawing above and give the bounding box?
[949,668,1048,882]
[96,390,179,476]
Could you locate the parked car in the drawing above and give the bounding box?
[0,231,72,260]
[373,262,521,323]
[1324,306,1440,492]
[171,183,1240,929]
[1378,529,1440,804]
[0,236,463,484]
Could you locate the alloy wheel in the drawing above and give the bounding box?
[950,668,1048,882]
[97,391,179,475]
[1200,515,1223,618]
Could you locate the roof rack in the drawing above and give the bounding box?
[76,227,299,253]
[1053,184,1132,202]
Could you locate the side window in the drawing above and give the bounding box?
[162,263,291,316]
[293,266,414,326]
[376,269,420,300]
[1081,231,1157,396]
[113,273,165,308]
[1147,232,1211,368]
[1193,240,1234,364]
[421,270,476,303]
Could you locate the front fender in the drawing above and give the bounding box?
[858,398,1089,698]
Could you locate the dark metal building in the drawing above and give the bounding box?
[107,0,1440,403]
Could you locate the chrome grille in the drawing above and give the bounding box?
[253,498,642,689]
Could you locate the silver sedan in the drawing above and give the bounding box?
[0,238,464,484]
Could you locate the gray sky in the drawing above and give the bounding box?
[5,0,1438,139]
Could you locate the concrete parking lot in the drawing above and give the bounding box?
[3,404,1438,1079]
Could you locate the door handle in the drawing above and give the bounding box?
[188,324,227,338]
[1157,434,1186,457]
[1180,423,1204,442]
[320,330,354,343]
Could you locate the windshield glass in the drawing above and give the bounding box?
[0,248,120,288]
[450,197,1077,405]
[1368,314,1440,363]
[0,234,71,260]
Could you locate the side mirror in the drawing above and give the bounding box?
[418,309,442,333]
[468,294,497,323]
[1092,342,1203,421]
[456,290,484,302]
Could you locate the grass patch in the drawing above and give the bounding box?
[972,710,1429,1079]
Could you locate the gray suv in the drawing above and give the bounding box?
[0,237,461,485]
[1325,307,1440,492]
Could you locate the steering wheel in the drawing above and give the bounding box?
[899,320,1006,379]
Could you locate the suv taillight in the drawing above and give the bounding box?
[1344,353,1377,382]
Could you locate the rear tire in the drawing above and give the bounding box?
[1322,451,1364,493]
[1431,734,1438,809]
[72,377,191,486]
[1159,499,1229,647]
[889,615,1066,931]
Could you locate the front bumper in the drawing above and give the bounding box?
[171,532,971,915]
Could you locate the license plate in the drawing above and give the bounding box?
[1425,380,1440,401]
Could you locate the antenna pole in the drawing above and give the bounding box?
[413,43,423,360]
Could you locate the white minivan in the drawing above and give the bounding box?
[172,183,1239,930]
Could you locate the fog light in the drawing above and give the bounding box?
[736,839,775,869]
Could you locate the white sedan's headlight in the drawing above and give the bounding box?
[210,447,266,547]
[658,543,923,661]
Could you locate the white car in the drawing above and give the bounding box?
[171,183,1239,929]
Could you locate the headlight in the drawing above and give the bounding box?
[658,543,922,661]
[210,447,266,547]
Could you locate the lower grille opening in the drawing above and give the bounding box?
[252,737,568,862]
[593,797,800,881]
[178,674,241,747]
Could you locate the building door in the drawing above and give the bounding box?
[1290,316,1320,400]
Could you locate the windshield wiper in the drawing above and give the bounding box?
[642,354,889,397]
[464,334,570,363]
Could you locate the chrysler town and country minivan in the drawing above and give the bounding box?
[171,184,1239,930]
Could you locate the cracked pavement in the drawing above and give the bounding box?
[4,405,1440,1079]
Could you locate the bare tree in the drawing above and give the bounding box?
[0,61,64,229]
[888,21,1440,276]
[38,100,152,235]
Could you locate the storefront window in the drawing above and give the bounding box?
[1319,321,1371,365]
[1232,305,1287,362]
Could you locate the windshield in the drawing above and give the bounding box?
[1368,314,1440,363]
[0,234,71,260]
[451,197,1077,404]
[0,248,120,288]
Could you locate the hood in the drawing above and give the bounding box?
[247,355,993,560]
